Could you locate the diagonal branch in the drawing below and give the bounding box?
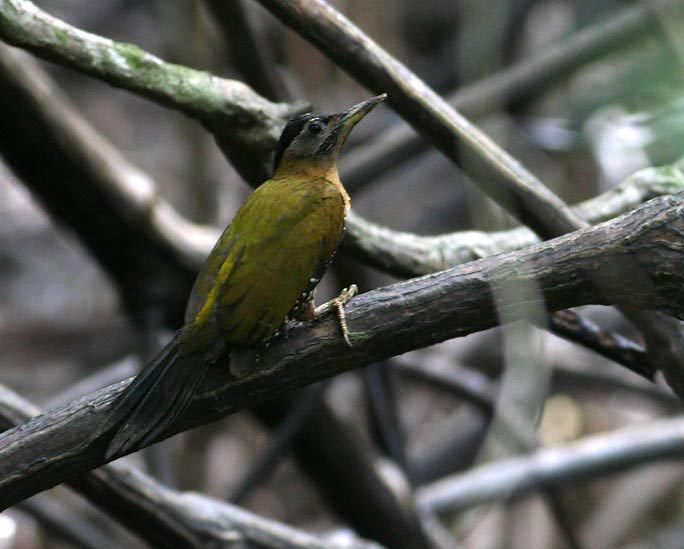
[2,192,684,509]
[0,43,431,546]
[345,159,684,276]
[5,39,678,341]
[0,44,200,324]
[204,0,289,102]
[256,0,584,238]
[0,386,383,548]
[0,0,305,183]
[342,0,665,191]
[253,0,684,395]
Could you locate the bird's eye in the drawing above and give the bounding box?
[308,120,324,134]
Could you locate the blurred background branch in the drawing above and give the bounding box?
[256,0,585,238]
[0,0,304,183]
[2,0,684,547]
[342,0,668,192]
[417,415,684,515]
[0,385,382,549]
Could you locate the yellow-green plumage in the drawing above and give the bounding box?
[99,94,386,459]
[182,177,345,350]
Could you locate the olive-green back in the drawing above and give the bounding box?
[183,177,345,349]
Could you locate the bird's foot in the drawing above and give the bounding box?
[315,284,358,347]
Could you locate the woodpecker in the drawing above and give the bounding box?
[99,94,387,458]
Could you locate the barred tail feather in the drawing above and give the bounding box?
[98,335,210,460]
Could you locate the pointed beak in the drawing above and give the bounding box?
[334,93,387,136]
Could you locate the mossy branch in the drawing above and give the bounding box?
[0,0,305,183]
[345,160,684,276]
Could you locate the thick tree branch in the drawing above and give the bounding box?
[0,0,305,183]
[0,386,382,549]
[5,39,678,335]
[2,193,684,508]
[253,0,684,393]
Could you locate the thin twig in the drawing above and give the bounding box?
[551,366,680,410]
[229,384,328,504]
[252,397,432,549]
[362,363,409,472]
[395,361,495,415]
[397,358,581,547]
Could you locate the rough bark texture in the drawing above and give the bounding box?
[0,0,305,184]
[2,192,684,509]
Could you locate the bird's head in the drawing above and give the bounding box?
[272,94,387,179]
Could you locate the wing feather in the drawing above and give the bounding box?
[185,177,345,347]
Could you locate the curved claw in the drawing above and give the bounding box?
[315,284,358,346]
